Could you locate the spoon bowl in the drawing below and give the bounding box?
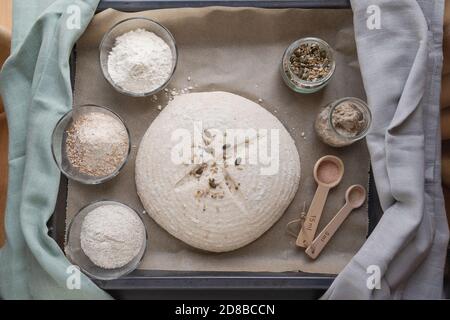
[346,184,366,208]
[313,155,344,188]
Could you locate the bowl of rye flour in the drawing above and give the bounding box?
[66,201,147,280]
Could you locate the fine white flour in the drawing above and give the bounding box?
[107,28,173,94]
[80,204,145,269]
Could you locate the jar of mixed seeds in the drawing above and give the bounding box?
[281,37,336,94]
[315,97,372,147]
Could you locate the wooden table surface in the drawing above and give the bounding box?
[0,0,12,247]
[0,0,12,31]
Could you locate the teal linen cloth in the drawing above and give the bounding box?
[0,0,110,299]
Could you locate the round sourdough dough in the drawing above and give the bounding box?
[136,91,300,252]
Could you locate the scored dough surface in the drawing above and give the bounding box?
[135,91,301,252]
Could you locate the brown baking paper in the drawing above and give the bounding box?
[67,7,369,274]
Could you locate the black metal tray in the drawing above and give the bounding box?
[97,0,351,11]
[49,0,385,299]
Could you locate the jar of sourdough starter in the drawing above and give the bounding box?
[315,97,372,147]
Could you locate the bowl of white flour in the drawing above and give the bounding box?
[100,17,178,97]
[66,201,147,280]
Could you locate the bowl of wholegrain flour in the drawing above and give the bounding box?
[51,104,130,184]
[66,201,147,280]
[99,17,178,97]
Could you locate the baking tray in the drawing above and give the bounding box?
[49,0,384,297]
[97,0,351,11]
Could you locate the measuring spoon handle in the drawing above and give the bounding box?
[296,184,330,247]
[305,202,353,259]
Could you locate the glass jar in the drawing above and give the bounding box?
[315,97,372,147]
[281,37,336,94]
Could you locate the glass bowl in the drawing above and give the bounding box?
[51,104,131,184]
[66,201,148,281]
[281,37,336,94]
[99,17,178,97]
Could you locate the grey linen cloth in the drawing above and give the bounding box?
[323,0,449,299]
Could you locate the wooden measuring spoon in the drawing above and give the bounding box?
[305,184,366,259]
[296,155,344,248]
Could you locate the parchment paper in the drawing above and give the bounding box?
[67,7,369,274]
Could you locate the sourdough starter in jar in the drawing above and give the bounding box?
[315,97,371,147]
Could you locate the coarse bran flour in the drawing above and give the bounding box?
[65,112,129,177]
